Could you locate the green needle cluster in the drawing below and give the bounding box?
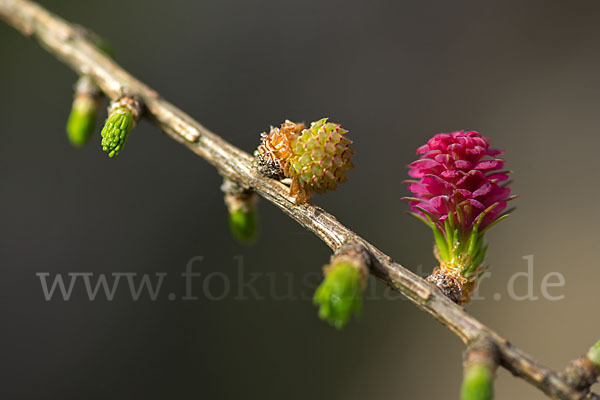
[461,363,494,400]
[101,105,134,157]
[228,207,258,244]
[313,261,364,329]
[222,178,259,245]
[66,95,98,147]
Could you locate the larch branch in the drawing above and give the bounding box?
[0,0,597,398]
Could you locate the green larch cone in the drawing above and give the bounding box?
[461,363,494,400]
[252,118,354,204]
[288,118,354,200]
[313,258,366,329]
[67,94,99,147]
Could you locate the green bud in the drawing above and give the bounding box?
[66,76,101,148]
[461,363,494,400]
[228,207,258,244]
[101,100,138,158]
[222,178,259,245]
[587,339,600,368]
[66,95,99,147]
[313,261,365,329]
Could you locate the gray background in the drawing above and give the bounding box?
[1,0,600,399]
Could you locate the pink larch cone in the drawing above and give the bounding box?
[403,131,515,304]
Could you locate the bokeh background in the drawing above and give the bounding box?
[1,0,600,399]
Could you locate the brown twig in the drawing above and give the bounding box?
[0,0,597,398]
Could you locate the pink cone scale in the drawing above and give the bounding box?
[403,131,515,303]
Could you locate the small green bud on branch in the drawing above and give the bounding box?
[461,340,498,400]
[313,247,368,329]
[562,339,600,391]
[66,30,113,148]
[100,97,141,157]
[66,76,102,147]
[221,178,258,244]
[588,340,600,368]
[462,364,494,400]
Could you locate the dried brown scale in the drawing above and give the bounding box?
[427,264,476,305]
[254,120,304,179]
[427,269,463,305]
[254,119,354,204]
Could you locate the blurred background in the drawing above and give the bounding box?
[1,0,600,399]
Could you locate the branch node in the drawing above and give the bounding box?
[464,337,500,370]
[109,96,143,124]
[221,177,258,244]
[561,340,600,393]
[330,240,372,284]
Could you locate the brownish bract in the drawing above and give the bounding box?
[255,120,304,180]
